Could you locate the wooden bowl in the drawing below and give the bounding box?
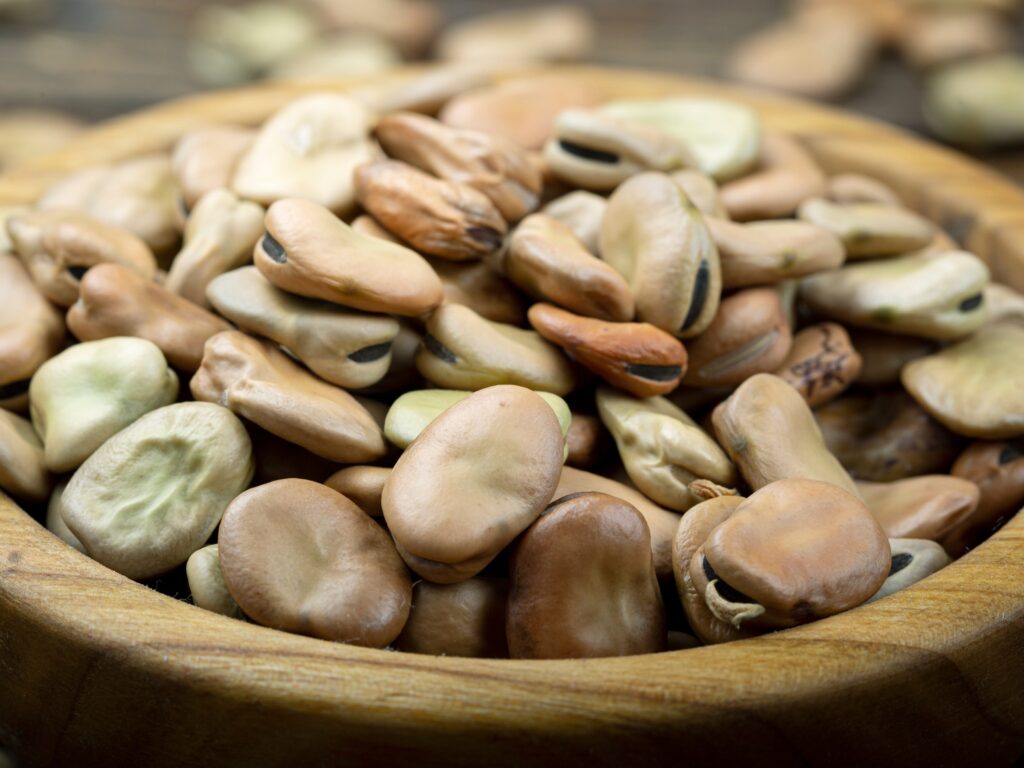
[1,67,1023,768]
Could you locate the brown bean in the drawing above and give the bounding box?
[507,492,665,659]
[171,125,255,210]
[858,475,980,547]
[218,479,411,647]
[324,465,391,517]
[773,322,861,407]
[394,578,508,658]
[564,412,612,470]
[947,439,1024,555]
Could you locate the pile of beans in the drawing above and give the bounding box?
[1,72,1022,658]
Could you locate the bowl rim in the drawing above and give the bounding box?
[2,65,1024,763]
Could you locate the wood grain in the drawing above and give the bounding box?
[1,67,1023,767]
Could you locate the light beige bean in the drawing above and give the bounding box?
[218,479,411,646]
[416,303,576,395]
[798,197,935,259]
[382,385,564,583]
[30,337,178,473]
[719,133,827,221]
[712,373,860,497]
[541,190,607,256]
[62,402,253,580]
[171,126,255,210]
[826,173,902,206]
[186,544,244,619]
[207,266,399,390]
[507,492,665,659]
[191,330,387,463]
[671,170,729,219]
[866,538,951,603]
[45,480,84,552]
[0,408,50,502]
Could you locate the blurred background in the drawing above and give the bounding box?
[0,0,1022,179]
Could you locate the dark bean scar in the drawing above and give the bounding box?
[261,233,287,263]
[557,140,619,164]
[889,552,914,576]
[624,363,683,382]
[423,333,458,364]
[66,265,89,281]
[348,342,392,363]
[680,259,710,332]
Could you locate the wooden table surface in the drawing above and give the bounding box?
[0,0,1022,179]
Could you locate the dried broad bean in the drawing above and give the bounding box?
[866,538,951,603]
[186,544,244,619]
[394,578,508,658]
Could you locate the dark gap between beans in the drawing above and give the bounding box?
[557,140,620,164]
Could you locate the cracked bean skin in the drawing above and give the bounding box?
[68,263,231,372]
[815,389,963,482]
[902,322,1024,439]
[600,171,721,339]
[191,331,387,463]
[541,190,607,256]
[707,217,845,289]
[171,125,255,211]
[30,337,179,474]
[858,475,980,548]
[164,188,264,308]
[253,198,443,317]
[800,250,990,341]
[324,465,391,517]
[0,408,50,502]
[416,303,576,395]
[712,373,860,498]
[207,266,399,390]
[505,214,634,322]
[0,254,64,412]
[597,387,737,513]
[529,303,686,398]
[186,544,244,619]
[544,108,691,192]
[554,465,681,581]
[672,494,753,645]
[382,385,564,583]
[394,577,509,658]
[355,159,507,261]
[798,197,936,259]
[683,287,792,388]
[7,209,157,307]
[719,133,827,221]
[218,479,411,647]
[507,492,665,659]
[231,93,377,215]
[773,322,861,407]
[866,538,951,604]
[62,402,253,580]
[696,479,890,630]
[948,439,1024,555]
[375,111,542,222]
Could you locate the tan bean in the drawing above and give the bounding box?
[899,9,1012,70]
[62,402,253,580]
[719,133,827,221]
[231,94,377,215]
[696,479,889,629]
[324,465,391,517]
[671,170,729,219]
[564,412,612,470]
[555,465,681,581]
[0,254,64,410]
[798,197,936,259]
[307,0,441,57]
[38,154,181,256]
[672,494,751,645]
[948,439,1024,555]
[707,216,845,289]
[438,76,602,151]
[866,538,951,603]
[45,480,84,553]
[858,475,980,548]
[253,198,443,317]
[600,172,721,338]
[7,210,156,307]
[684,287,792,388]
[171,126,255,210]
[544,109,690,192]
[375,112,543,222]
[394,578,508,658]
[597,387,737,513]
[825,173,902,206]
[186,544,244,619]
[985,282,1024,326]
[354,159,507,261]
[382,386,564,583]
[541,190,606,256]
[528,303,686,397]
[191,330,387,463]
[164,188,264,308]
[815,389,963,481]
[269,32,402,82]
[847,329,937,387]
[507,492,665,658]
[417,303,576,395]
[0,408,50,502]
[30,337,179,473]
[218,479,411,646]
[902,322,1024,439]
[773,322,861,407]
[430,258,529,326]
[437,5,594,65]
[712,373,860,497]
[506,214,633,322]
[207,266,399,390]
[68,263,231,372]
